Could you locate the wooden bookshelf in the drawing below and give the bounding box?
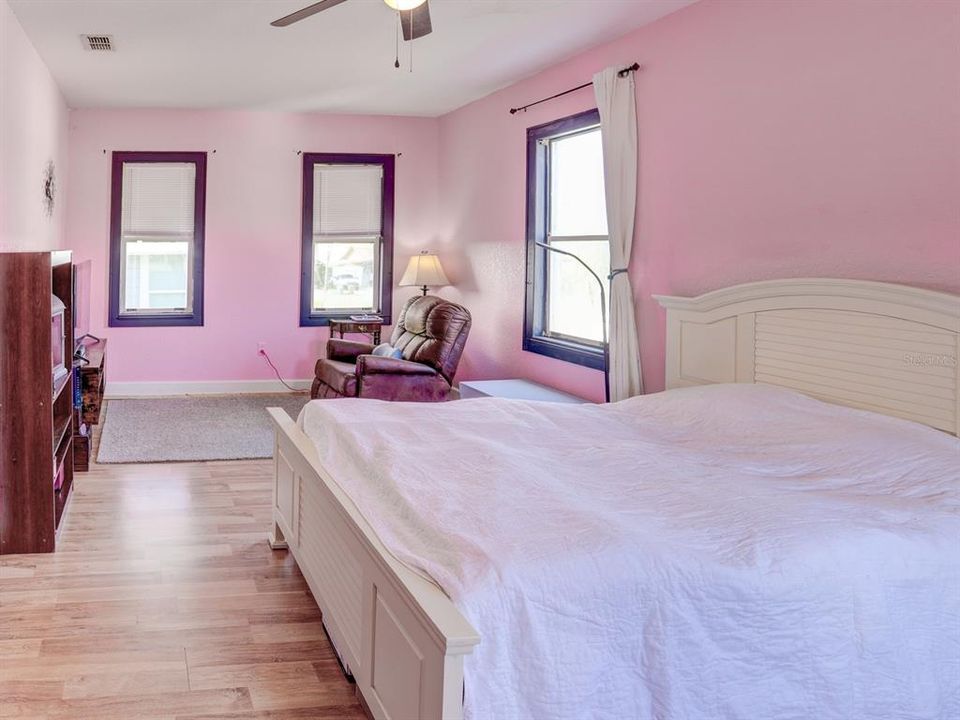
[0,251,75,554]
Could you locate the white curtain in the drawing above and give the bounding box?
[593,65,643,400]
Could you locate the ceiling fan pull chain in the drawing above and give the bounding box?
[394,11,401,69]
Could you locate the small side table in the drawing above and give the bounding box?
[458,379,587,403]
[329,318,383,345]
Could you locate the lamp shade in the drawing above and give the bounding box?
[399,251,449,289]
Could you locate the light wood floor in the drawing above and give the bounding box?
[0,423,366,719]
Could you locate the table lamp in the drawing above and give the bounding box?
[399,251,449,296]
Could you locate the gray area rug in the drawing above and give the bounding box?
[96,394,310,463]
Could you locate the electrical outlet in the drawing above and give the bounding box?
[257,342,266,355]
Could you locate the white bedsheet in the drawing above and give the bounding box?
[299,383,960,720]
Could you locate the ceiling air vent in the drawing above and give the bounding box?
[81,34,114,52]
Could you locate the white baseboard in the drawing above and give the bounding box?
[106,379,313,398]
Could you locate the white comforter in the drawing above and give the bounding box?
[299,383,960,720]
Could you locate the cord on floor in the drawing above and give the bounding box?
[259,349,307,393]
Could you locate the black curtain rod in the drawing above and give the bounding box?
[509,62,640,115]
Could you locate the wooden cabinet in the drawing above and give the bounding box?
[0,251,75,554]
[73,339,106,472]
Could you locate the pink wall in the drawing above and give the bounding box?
[0,0,69,251]
[62,0,959,394]
[438,0,960,401]
[67,109,439,384]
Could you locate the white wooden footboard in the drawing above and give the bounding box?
[267,408,479,720]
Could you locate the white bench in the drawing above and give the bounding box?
[458,379,587,403]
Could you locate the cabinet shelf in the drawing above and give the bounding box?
[54,416,72,467]
[53,372,70,402]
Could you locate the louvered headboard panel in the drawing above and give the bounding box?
[655,279,960,436]
[753,308,956,432]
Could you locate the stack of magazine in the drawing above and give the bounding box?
[349,314,383,322]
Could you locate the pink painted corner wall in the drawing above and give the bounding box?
[439,0,960,401]
[66,109,439,383]
[0,0,69,251]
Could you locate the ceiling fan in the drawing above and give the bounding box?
[271,0,433,41]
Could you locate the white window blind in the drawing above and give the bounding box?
[121,162,196,238]
[313,164,383,236]
[119,161,197,315]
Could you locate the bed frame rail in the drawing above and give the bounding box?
[267,408,479,720]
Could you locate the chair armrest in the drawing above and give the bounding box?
[326,338,375,363]
[356,355,438,377]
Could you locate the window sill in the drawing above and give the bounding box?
[522,335,604,370]
[109,312,203,328]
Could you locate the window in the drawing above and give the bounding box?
[524,109,608,369]
[109,152,206,327]
[300,153,395,326]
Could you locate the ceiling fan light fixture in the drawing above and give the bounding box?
[383,0,427,10]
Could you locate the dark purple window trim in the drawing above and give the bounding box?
[108,151,207,328]
[522,109,604,371]
[300,153,395,327]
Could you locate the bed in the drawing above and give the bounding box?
[267,278,959,720]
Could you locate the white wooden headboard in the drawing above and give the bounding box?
[654,279,960,436]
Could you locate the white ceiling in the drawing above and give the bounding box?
[9,0,693,116]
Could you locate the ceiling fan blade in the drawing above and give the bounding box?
[270,0,350,27]
[400,1,432,41]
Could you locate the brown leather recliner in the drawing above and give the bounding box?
[311,295,471,402]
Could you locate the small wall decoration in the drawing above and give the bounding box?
[42,161,56,217]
